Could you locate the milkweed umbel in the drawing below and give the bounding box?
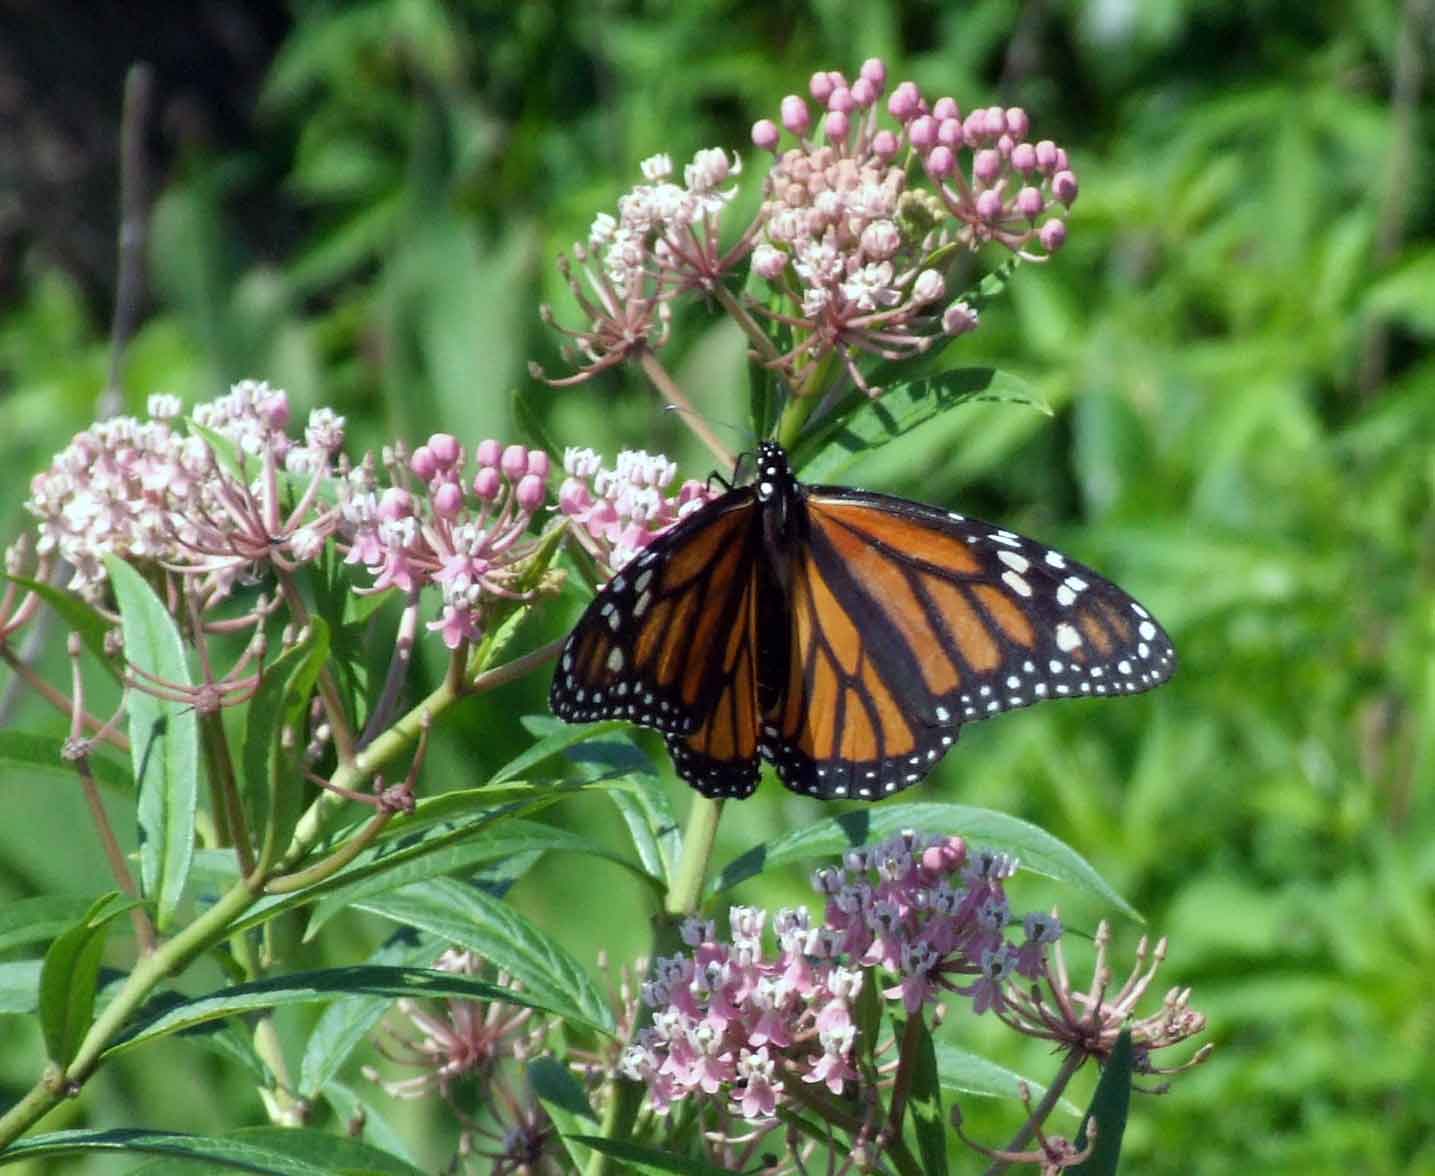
[550,442,1175,801]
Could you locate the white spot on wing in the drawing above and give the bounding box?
[1002,570,1033,597]
[1056,623,1082,652]
[998,550,1030,574]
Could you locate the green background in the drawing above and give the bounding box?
[1,2,1432,1172]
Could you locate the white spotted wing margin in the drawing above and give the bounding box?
[759,486,1176,800]
[548,486,764,744]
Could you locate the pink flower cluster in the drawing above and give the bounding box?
[746,59,1077,392]
[26,381,344,601]
[620,831,1063,1122]
[338,436,552,649]
[557,447,716,572]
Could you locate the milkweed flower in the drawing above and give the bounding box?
[336,436,554,649]
[25,381,343,603]
[556,447,717,572]
[620,831,1072,1122]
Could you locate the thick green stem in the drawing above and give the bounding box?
[665,795,722,918]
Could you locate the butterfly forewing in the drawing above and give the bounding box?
[761,488,1176,799]
[549,488,762,740]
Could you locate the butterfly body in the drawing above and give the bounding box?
[551,442,1175,801]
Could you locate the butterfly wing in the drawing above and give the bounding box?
[550,488,765,795]
[762,488,1176,800]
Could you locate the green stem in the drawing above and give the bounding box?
[665,796,722,918]
[981,1047,1087,1176]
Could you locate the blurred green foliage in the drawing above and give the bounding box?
[2,1,1433,1173]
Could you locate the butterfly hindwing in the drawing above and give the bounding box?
[762,488,1176,799]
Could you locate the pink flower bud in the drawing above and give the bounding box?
[932,96,960,121]
[887,81,921,122]
[258,391,290,429]
[1039,219,1067,252]
[849,77,876,108]
[500,444,527,480]
[558,477,590,515]
[912,269,945,304]
[586,498,619,538]
[432,481,464,518]
[942,301,979,336]
[827,85,856,114]
[975,188,1004,221]
[983,105,1006,137]
[924,145,956,179]
[871,129,899,160]
[1006,107,1030,138]
[476,438,503,467]
[1011,142,1037,172]
[1052,169,1079,206]
[908,115,937,150]
[809,71,835,103]
[378,487,414,522]
[938,117,964,148]
[860,219,901,260]
[781,94,811,136]
[410,445,438,480]
[752,243,789,280]
[751,118,780,151]
[859,57,887,92]
[997,133,1015,157]
[973,148,1002,182]
[515,474,545,512]
[428,433,461,466]
[1055,147,1070,171]
[473,467,502,501]
[962,111,987,146]
[1034,140,1058,172]
[824,110,849,141]
[1015,185,1045,218]
[526,449,551,481]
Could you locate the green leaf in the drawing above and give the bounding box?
[1,1126,428,1174]
[709,803,1139,920]
[565,1136,736,1176]
[894,1015,948,1176]
[106,555,198,931]
[791,368,1042,483]
[0,895,97,953]
[0,961,43,1013]
[240,619,330,860]
[487,718,632,784]
[1071,1028,1133,1175]
[933,1042,1082,1117]
[106,966,593,1058]
[298,936,439,1098]
[512,385,563,463]
[303,818,650,940]
[321,1081,420,1167]
[353,879,616,1033]
[0,731,132,793]
[38,892,138,1066]
[528,1056,599,1173]
[605,774,681,886]
[3,574,119,680]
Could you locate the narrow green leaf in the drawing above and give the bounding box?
[299,936,440,1098]
[3,1126,428,1175]
[709,803,1139,920]
[303,818,650,940]
[894,1016,948,1176]
[488,719,631,784]
[354,879,616,1033]
[512,386,564,465]
[605,775,681,886]
[39,892,138,1065]
[528,1056,599,1173]
[105,966,589,1058]
[106,555,198,930]
[0,961,43,1014]
[565,1135,735,1176]
[933,1042,1081,1116]
[240,619,330,859]
[3,575,119,680]
[1071,1028,1133,1175]
[0,731,132,793]
[792,369,1041,483]
[0,895,96,954]
[322,1081,420,1167]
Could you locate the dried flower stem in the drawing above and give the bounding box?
[979,1047,1086,1176]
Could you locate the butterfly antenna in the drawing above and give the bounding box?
[660,403,753,479]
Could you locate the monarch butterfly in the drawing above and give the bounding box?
[550,442,1175,801]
